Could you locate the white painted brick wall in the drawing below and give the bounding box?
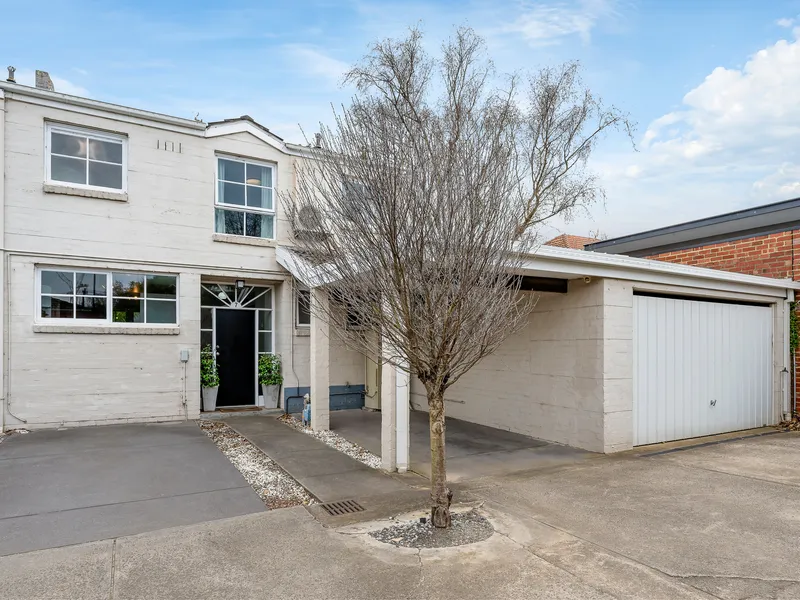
[1,97,319,428]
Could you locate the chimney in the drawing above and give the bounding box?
[6,66,15,83]
[35,70,54,91]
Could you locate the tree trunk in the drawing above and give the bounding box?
[428,388,452,528]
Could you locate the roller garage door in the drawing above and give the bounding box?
[633,293,774,446]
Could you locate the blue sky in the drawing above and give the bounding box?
[3,0,800,238]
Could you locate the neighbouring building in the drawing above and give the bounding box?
[544,234,599,250]
[586,198,800,412]
[1,74,797,464]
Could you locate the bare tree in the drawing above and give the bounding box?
[284,27,632,528]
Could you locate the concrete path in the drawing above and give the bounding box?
[0,423,264,556]
[331,409,594,481]
[228,416,411,502]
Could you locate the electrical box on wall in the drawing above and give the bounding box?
[180,349,190,363]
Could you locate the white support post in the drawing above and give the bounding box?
[309,288,330,431]
[380,358,397,471]
[395,363,410,472]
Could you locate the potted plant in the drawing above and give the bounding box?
[201,344,220,412]
[258,353,283,409]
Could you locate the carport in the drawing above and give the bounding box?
[278,245,799,471]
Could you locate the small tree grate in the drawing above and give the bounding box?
[319,500,365,516]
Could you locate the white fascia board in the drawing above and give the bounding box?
[523,246,800,298]
[0,82,206,135]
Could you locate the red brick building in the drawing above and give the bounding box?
[587,198,800,413]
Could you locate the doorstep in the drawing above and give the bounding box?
[199,408,285,421]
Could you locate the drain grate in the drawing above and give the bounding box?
[319,500,365,516]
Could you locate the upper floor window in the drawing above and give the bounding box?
[45,124,126,191]
[215,156,275,239]
[39,269,177,324]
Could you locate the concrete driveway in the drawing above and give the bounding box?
[331,409,592,480]
[4,429,800,599]
[0,422,264,556]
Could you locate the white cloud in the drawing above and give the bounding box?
[503,0,617,46]
[14,69,89,97]
[282,45,350,85]
[777,17,794,28]
[553,27,800,237]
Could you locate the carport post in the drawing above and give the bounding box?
[309,287,330,431]
[381,359,410,472]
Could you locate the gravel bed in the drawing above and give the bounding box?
[198,421,315,509]
[278,414,382,469]
[369,510,494,549]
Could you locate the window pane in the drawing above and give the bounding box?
[42,295,74,318]
[75,272,107,296]
[245,163,271,187]
[41,270,74,294]
[112,298,144,323]
[218,158,245,183]
[251,288,272,309]
[51,155,86,185]
[75,297,107,319]
[246,186,273,210]
[201,330,212,347]
[146,299,177,324]
[146,275,177,299]
[88,161,123,189]
[201,307,212,329]
[298,290,311,325]
[112,273,145,298]
[51,132,87,158]
[201,284,232,307]
[215,209,244,235]
[258,310,272,331]
[88,139,122,163]
[245,212,274,239]
[258,331,272,353]
[218,181,245,206]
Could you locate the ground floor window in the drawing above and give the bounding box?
[296,288,311,327]
[39,268,178,324]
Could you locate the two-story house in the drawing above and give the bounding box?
[2,73,799,463]
[0,73,366,431]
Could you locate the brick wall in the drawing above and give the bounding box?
[647,229,800,415]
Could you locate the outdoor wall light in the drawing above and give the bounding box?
[235,279,245,289]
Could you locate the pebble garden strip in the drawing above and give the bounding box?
[278,414,382,469]
[199,420,315,509]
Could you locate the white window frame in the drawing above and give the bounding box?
[36,267,179,326]
[44,123,128,193]
[214,155,277,240]
[296,287,311,328]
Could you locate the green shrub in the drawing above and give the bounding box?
[259,353,283,386]
[200,344,220,388]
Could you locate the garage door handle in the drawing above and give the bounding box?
[710,400,717,407]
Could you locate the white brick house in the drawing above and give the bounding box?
[1,77,798,463]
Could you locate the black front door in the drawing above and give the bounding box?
[215,309,256,407]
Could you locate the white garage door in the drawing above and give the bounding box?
[633,294,774,446]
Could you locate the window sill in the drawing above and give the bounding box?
[33,324,180,335]
[295,327,311,337]
[44,183,128,202]
[212,233,277,248]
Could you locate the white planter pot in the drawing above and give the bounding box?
[202,386,219,412]
[261,384,280,409]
